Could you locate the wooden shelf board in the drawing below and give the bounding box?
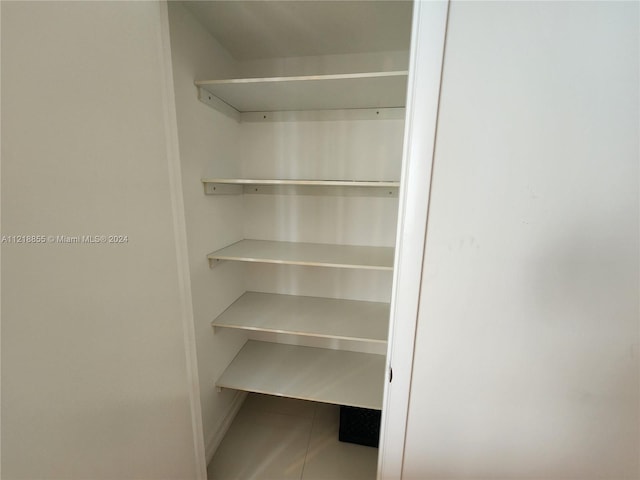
[212,292,389,343]
[195,71,408,112]
[216,340,385,410]
[207,240,394,271]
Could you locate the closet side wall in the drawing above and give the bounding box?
[1,2,199,478]
[166,2,248,463]
[403,2,639,478]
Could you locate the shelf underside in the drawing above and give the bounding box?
[202,178,400,197]
[195,71,408,112]
[207,240,394,270]
[217,340,385,410]
[213,292,389,343]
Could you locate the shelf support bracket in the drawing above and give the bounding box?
[208,258,225,269]
[204,183,243,195]
[197,86,240,122]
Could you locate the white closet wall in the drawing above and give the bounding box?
[238,51,410,78]
[166,2,249,461]
[239,97,404,356]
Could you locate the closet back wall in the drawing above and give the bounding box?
[241,118,403,355]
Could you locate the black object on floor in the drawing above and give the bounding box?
[339,405,381,448]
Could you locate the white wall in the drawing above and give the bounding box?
[240,114,404,356]
[166,2,248,463]
[238,50,409,78]
[403,1,639,478]
[1,2,200,478]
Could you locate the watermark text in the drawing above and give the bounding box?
[1,234,129,245]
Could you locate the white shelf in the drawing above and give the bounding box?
[216,340,385,409]
[195,71,408,112]
[207,239,394,270]
[202,178,400,196]
[212,292,389,343]
[202,178,400,187]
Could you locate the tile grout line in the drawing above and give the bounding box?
[299,403,319,480]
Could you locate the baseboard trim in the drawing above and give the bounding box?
[205,391,247,465]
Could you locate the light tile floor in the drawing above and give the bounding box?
[208,393,378,480]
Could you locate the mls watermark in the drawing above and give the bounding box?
[1,234,129,245]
